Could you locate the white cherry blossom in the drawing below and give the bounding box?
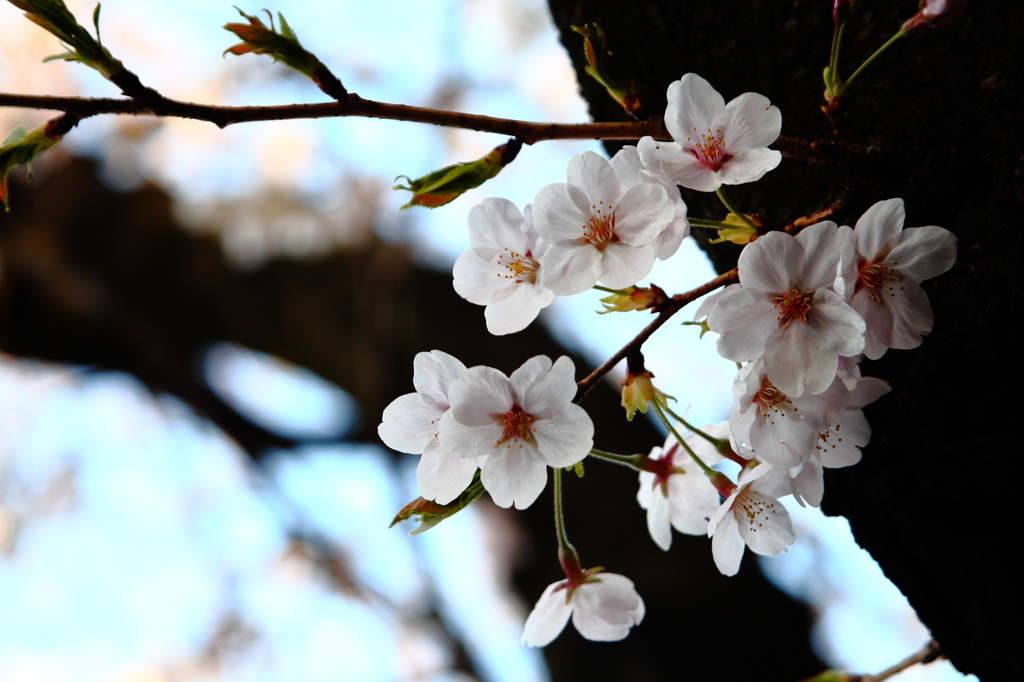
[707,463,795,577]
[637,423,726,550]
[453,199,557,335]
[708,221,866,396]
[839,198,957,360]
[378,351,483,504]
[438,355,593,509]
[609,145,691,260]
[728,358,850,469]
[788,376,891,507]
[534,151,676,296]
[637,73,782,193]
[522,571,645,646]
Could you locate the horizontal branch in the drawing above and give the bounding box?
[0,91,809,152]
[575,267,738,402]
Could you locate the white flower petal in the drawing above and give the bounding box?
[709,287,778,361]
[378,393,442,454]
[597,242,656,290]
[795,221,843,291]
[735,490,795,557]
[533,404,594,467]
[468,198,527,256]
[567,151,621,207]
[453,249,515,306]
[665,73,725,143]
[570,574,644,641]
[438,409,501,459]
[721,91,782,151]
[737,231,803,293]
[447,366,513,426]
[789,456,824,508]
[856,198,905,259]
[888,225,958,282]
[484,282,550,335]
[638,137,720,192]
[609,145,644,191]
[645,485,673,550]
[540,241,604,296]
[711,512,745,576]
[515,355,576,418]
[522,581,573,647]
[808,288,866,357]
[534,183,589,244]
[417,440,481,504]
[714,147,782,186]
[764,322,836,397]
[412,350,467,408]
[480,446,548,509]
[613,183,674,247]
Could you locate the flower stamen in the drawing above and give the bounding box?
[496,404,536,447]
[754,378,795,424]
[770,288,813,327]
[582,201,619,250]
[856,258,903,302]
[496,248,539,283]
[686,127,730,171]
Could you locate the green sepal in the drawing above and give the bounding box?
[390,471,485,535]
[0,124,62,211]
[14,1,122,78]
[393,139,522,210]
[223,8,325,81]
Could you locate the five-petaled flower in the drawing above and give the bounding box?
[439,355,594,509]
[839,198,957,360]
[708,222,866,397]
[637,73,783,193]
[534,151,676,296]
[453,198,557,335]
[522,569,645,646]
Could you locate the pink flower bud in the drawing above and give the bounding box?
[901,0,967,32]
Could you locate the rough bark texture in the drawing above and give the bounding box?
[545,1,1019,679]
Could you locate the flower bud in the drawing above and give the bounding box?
[598,285,667,314]
[0,121,65,211]
[389,472,485,535]
[620,352,674,421]
[224,9,347,99]
[833,0,851,29]
[12,0,122,78]
[393,139,522,209]
[901,0,967,32]
[570,23,646,119]
[708,213,760,245]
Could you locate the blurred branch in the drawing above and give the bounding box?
[0,91,810,151]
[862,640,942,682]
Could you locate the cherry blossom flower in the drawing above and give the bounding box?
[637,423,726,550]
[534,151,676,296]
[452,198,557,335]
[522,570,645,646]
[839,198,957,360]
[728,358,850,469]
[707,463,795,576]
[637,73,782,193]
[438,355,593,509]
[608,145,690,260]
[708,221,866,396]
[378,351,483,504]
[788,376,890,507]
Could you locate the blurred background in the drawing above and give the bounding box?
[0,1,976,680]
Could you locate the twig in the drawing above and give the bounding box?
[0,91,810,151]
[574,267,738,402]
[860,640,942,682]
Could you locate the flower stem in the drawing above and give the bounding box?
[827,20,848,95]
[652,400,716,477]
[553,468,576,559]
[689,217,739,229]
[592,285,632,295]
[588,449,646,471]
[714,188,757,229]
[842,30,908,93]
[660,404,726,451]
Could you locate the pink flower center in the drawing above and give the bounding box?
[770,288,812,327]
[856,258,903,302]
[496,248,539,284]
[754,377,797,422]
[583,201,619,251]
[497,404,536,447]
[686,127,730,171]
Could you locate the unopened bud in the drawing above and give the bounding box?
[393,139,522,209]
[709,213,760,245]
[0,121,65,211]
[571,23,646,119]
[901,0,966,32]
[598,285,667,314]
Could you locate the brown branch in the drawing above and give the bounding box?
[575,267,739,402]
[860,640,942,682]
[0,91,810,151]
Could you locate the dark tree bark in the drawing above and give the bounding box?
[545,1,1019,679]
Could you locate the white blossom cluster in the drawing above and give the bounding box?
[378,73,957,648]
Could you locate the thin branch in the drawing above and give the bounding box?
[0,91,810,152]
[574,267,738,402]
[861,640,942,682]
